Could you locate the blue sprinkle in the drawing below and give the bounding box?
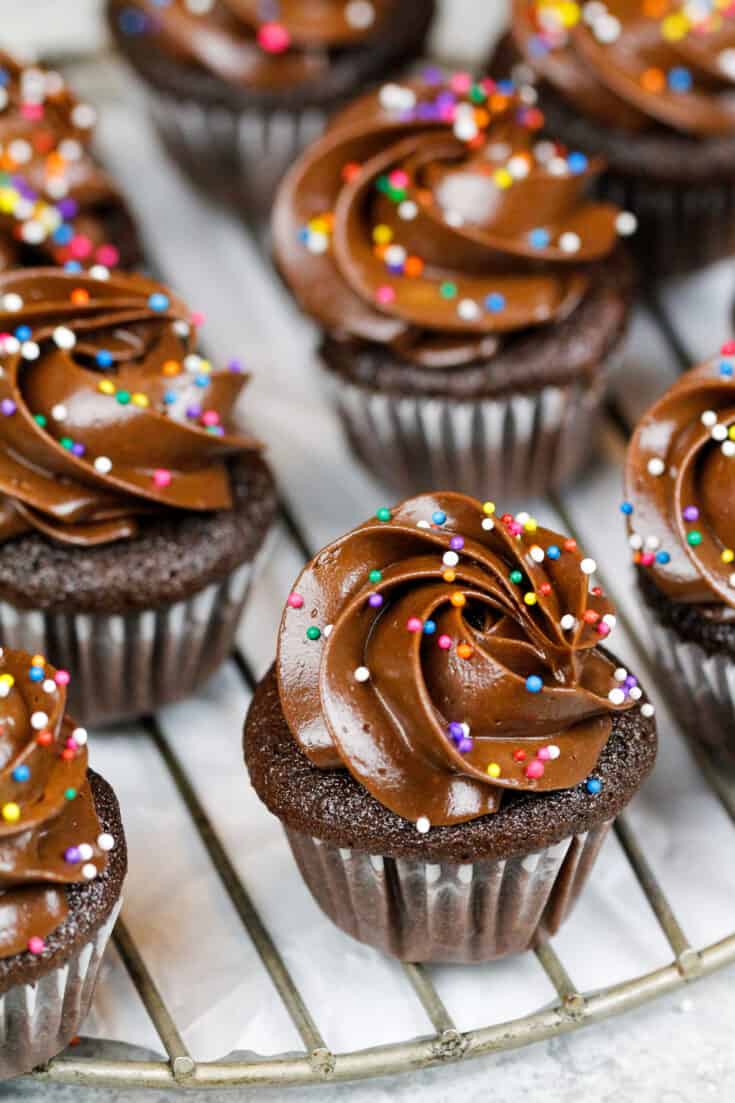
[497,79,516,95]
[668,67,692,93]
[567,152,588,175]
[148,293,170,312]
[28,666,44,683]
[12,765,30,782]
[194,374,210,388]
[586,778,602,795]
[423,619,436,635]
[64,260,82,273]
[620,501,634,515]
[432,510,446,526]
[526,675,543,694]
[655,551,671,564]
[546,545,561,560]
[96,350,113,368]
[0,69,9,87]
[485,292,506,313]
[163,390,177,405]
[52,224,74,245]
[119,7,148,34]
[529,228,550,249]
[14,326,31,341]
[719,361,733,377]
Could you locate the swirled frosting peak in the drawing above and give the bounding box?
[0,268,260,547]
[273,72,632,366]
[0,647,113,958]
[511,1,735,136]
[625,347,735,606]
[0,51,131,270]
[278,492,634,827]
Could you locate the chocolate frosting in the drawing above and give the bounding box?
[273,73,630,368]
[124,0,399,90]
[0,51,133,269]
[511,1,735,137]
[0,268,260,547]
[0,648,110,959]
[625,350,735,607]
[278,492,635,827]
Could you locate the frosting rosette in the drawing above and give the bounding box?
[625,349,735,607]
[511,0,735,137]
[273,73,631,367]
[0,51,133,269]
[0,268,259,547]
[116,0,404,90]
[0,647,111,958]
[278,492,634,827]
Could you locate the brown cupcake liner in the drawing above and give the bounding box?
[0,900,121,1080]
[648,619,735,757]
[0,559,254,727]
[285,823,612,963]
[326,370,608,501]
[148,92,326,214]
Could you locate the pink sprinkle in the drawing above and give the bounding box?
[525,759,545,779]
[287,592,304,609]
[153,468,172,488]
[389,170,409,189]
[449,71,472,93]
[21,103,43,121]
[201,410,220,427]
[640,552,655,566]
[54,669,70,686]
[437,634,452,650]
[65,738,78,753]
[258,21,290,53]
[375,285,396,305]
[407,617,423,632]
[95,244,119,267]
[190,311,205,327]
[537,747,551,761]
[596,622,611,637]
[70,234,92,259]
[28,936,45,955]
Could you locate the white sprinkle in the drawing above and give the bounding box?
[71,103,96,129]
[184,354,202,373]
[72,727,88,745]
[701,410,718,427]
[78,843,93,861]
[629,533,643,550]
[614,667,628,682]
[580,557,596,575]
[712,423,728,441]
[81,863,98,880]
[1,336,19,354]
[0,680,10,698]
[345,0,375,28]
[378,82,416,113]
[508,154,531,179]
[97,833,115,851]
[354,666,370,683]
[323,624,333,638]
[647,457,665,476]
[42,679,56,694]
[560,614,576,631]
[457,299,480,321]
[641,702,655,718]
[644,535,660,550]
[729,573,735,588]
[90,264,110,281]
[51,403,68,422]
[515,512,530,525]
[615,211,637,237]
[9,139,31,164]
[30,711,48,730]
[548,156,569,176]
[559,231,581,253]
[481,518,495,530]
[416,520,431,529]
[608,688,626,705]
[546,744,560,759]
[442,550,459,567]
[593,12,621,42]
[534,140,556,163]
[53,326,75,350]
[602,613,617,629]
[416,816,431,834]
[444,210,465,228]
[529,545,545,563]
[722,440,735,457]
[2,293,23,312]
[718,48,735,79]
[94,456,112,474]
[0,89,7,111]
[629,686,643,701]
[58,138,82,162]
[21,341,40,360]
[385,245,406,267]
[173,320,190,338]
[398,200,418,221]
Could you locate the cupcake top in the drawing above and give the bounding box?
[277,492,640,828]
[0,268,260,547]
[273,71,634,368]
[0,647,113,958]
[0,51,135,269]
[625,345,735,607]
[510,0,735,137]
[113,0,421,92]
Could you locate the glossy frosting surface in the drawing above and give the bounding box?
[0,648,110,959]
[511,0,735,136]
[625,350,735,607]
[278,492,635,827]
[0,268,259,547]
[273,72,630,367]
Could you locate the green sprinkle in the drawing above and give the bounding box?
[64,788,77,801]
[388,187,406,203]
[116,390,130,405]
[60,436,73,450]
[687,530,702,546]
[369,569,382,583]
[376,508,391,522]
[34,414,47,428]
[376,175,390,193]
[439,281,457,299]
[510,570,524,584]
[306,625,321,641]
[469,84,486,103]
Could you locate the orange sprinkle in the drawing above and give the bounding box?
[70,289,89,305]
[456,642,473,660]
[640,67,665,92]
[404,256,424,278]
[162,360,181,376]
[442,569,456,583]
[341,162,361,183]
[450,592,466,608]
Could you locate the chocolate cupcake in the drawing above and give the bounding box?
[625,347,735,756]
[107,0,436,212]
[0,51,140,271]
[492,2,735,278]
[273,73,635,500]
[0,646,126,1079]
[245,492,657,962]
[0,267,277,727]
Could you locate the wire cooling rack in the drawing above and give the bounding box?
[21,35,735,1093]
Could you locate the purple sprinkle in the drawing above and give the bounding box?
[457,736,474,754]
[186,404,202,420]
[448,722,464,743]
[368,593,383,608]
[1,399,16,416]
[422,66,444,85]
[624,675,638,689]
[64,846,81,864]
[450,536,464,551]
[72,442,85,457]
[57,198,79,219]
[417,102,439,120]
[683,506,699,522]
[228,358,243,373]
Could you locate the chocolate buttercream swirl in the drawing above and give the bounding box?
[0,51,134,269]
[0,268,259,547]
[625,351,735,606]
[278,492,633,827]
[120,0,400,90]
[273,74,630,367]
[0,648,111,959]
[512,1,735,137]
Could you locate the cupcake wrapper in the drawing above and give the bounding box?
[327,371,608,502]
[149,92,326,214]
[0,899,121,1080]
[648,619,735,756]
[285,823,612,963]
[0,560,254,727]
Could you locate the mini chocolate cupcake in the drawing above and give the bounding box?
[273,72,635,500]
[0,51,140,270]
[492,2,735,278]
[625,347,735,756]
[245,492,657,962]
[107,0,436,212]
[0,646,126,1079]
[0,268,277,726]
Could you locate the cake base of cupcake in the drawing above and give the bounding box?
[0,771,127,1080]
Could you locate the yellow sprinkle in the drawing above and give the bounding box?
[372,224,393,245]
[198,359,212,374]
[558,1,580,27]
[524,518,538,533]
[2,802,20,823]
[493,168,513,190]
[0,673,15,688]
[98,379,115,395]
[728,425,735,440]
[722,549,734,564]
[482,501,496,516]
[524,592,538,606]
[661,12,689,40]
[131,392,150,408]
[0,188,17,214]
[308,216,329,235]
[487,762,501,778]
